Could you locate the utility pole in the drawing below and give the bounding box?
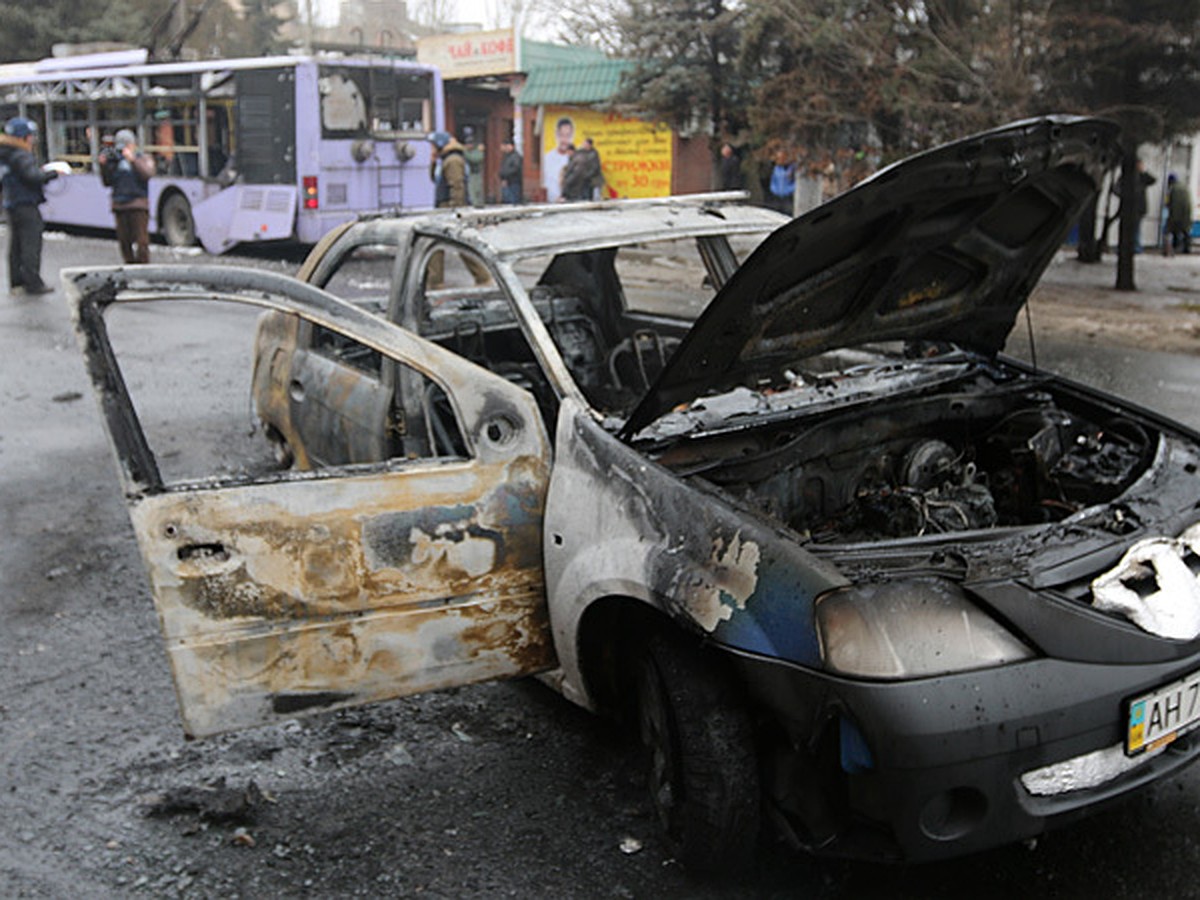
[306,0,317,51]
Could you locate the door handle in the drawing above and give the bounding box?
[289,379,306,401]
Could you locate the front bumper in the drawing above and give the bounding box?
[736,653,1200,862]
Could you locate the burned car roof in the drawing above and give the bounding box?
[345,194,788,262]
[622,116,1121,436]
[441,198,787,259]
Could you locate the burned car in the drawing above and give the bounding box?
[69,116,1200,872]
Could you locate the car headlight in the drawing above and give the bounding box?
[814,578,1033,679]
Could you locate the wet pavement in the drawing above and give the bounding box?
[1013,336,1200,430]
[4,228,1200,898]
[1008,248,1200,428]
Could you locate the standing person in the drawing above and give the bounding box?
[429,131,469,208]
[582,138,604,200]
[542,117,574,202]
[426,131,488,288]
[718,142,743,191]
[461,126,485,207]
[562,138,600,202]
[556,143,575,200]
[766,148,796,216]
[0,117,57,295]
[99,129,154,264]
[1165,173,1193,256]
[499,139,523,204]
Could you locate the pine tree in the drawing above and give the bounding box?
[0,0,157,61]
[559,0,747,143]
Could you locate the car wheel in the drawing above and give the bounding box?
[160,193,196,247]
[636,632,760,872]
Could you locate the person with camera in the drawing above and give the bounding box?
[99,129,154,264]
[0,116,58,296]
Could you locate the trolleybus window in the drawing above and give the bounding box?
[318,66,432,138]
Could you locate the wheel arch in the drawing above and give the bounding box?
[574,595,736,722]
[574,596,665,720]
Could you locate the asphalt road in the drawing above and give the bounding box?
[5,228,1200,898]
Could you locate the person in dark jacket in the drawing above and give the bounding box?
[1165,173,1193,256]
[0,117,57,295]
[718,142,743,191]
[562,138,601,201]
[99,129,155,263]
[499,139,522,204]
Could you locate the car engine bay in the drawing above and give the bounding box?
[652,366,1156,543]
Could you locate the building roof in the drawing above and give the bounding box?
[516,58,636,107]
[519,38,607,71]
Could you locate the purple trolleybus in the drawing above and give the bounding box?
[0,49,445,253]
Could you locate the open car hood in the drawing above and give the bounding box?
[622,116,1120,438]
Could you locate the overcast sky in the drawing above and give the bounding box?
[314,0,505,31]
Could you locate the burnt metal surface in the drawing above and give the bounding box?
[622,117,1121,437]
[429,193,786,260]
[67,264,557,737]
[250,308,309,467]
[129,457,552,737]
[282,348,394,467]
[544,397,848,708]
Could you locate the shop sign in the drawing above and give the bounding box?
[417,29,517,79]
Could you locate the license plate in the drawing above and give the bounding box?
[1127,669,1200,756]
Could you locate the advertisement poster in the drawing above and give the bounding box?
[541,106,673,202]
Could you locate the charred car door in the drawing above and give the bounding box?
[68,265,555,738]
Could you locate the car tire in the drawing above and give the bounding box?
[160,193,196,247]
[636,632,760,872]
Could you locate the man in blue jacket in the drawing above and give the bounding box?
[0,117,57,295]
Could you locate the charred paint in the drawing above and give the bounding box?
[122,452,553,735]
[67,261,561,738]
[180,561,306,620]
[460,597,554,672]
[683,531,762,631]
[167,584,555,736]
[364,504,483,564]
[545,401,844,709]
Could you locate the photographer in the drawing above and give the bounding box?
[99,129,154,264]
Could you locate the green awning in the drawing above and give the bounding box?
[516,59,636,107]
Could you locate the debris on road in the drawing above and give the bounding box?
[143,778,266,825]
